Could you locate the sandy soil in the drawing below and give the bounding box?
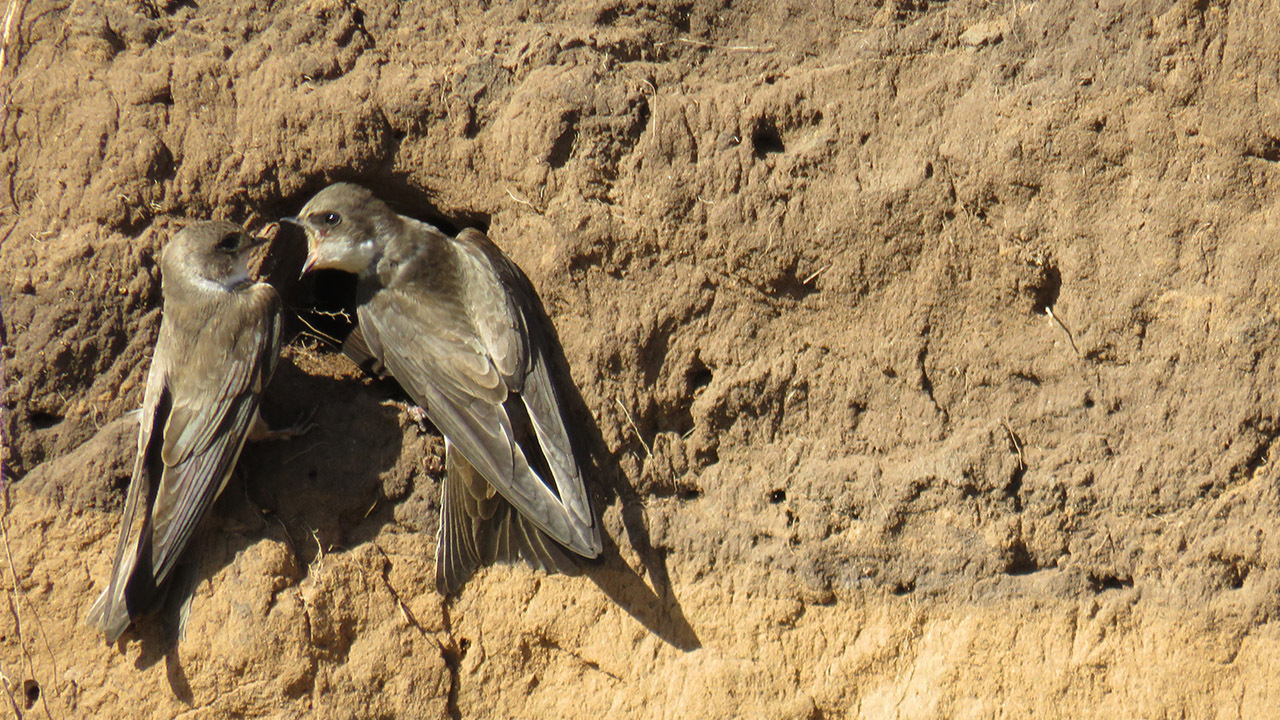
[3,0,1280,717]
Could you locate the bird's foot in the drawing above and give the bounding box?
[381,399,432,434]
[250,408,317,442]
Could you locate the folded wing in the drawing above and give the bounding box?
[360,227,600,559]
[87,285,282,641]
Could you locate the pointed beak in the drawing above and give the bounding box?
[300,249,319,278]
[282,217,317,277]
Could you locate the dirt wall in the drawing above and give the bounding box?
[3,0,1280,717]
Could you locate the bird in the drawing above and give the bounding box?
[288,182,601,593]
[87,221,286,643]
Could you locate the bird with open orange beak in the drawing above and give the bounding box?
[286,183,601,593]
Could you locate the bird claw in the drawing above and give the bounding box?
[405,404,430,433]
[255,407,318,441]
[381,399,431,434]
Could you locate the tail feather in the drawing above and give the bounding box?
[435,444,584,595]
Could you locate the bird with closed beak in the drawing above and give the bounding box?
[287,182,602,593]
[87,221,287,643]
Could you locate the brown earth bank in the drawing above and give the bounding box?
[2,0,1280,717]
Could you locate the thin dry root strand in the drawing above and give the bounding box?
[614,397,652,458]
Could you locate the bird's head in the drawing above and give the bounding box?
[162,221,264,290]
[285,183,397,277]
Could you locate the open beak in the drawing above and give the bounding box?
[281,217,316,277]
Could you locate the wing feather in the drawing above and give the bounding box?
[520,352,596,539]
[434,444,581,594]
[364,226,600,564]
[88,284,281,641]
[161,289,280,465]
[86,331,174,640]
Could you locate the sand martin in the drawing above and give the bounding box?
[87,221,285,642]
[290,183,601,593]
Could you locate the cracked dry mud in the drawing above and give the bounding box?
[4,0,1280,717]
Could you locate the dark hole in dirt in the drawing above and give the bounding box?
[679,487,702,501]
[111,474,130,493]
[916,347,934,397]
[768,489,787,503]
[594,5,622,24]
[1087,572,1133,592]
[20,281,35,295]
[101,22,126,55]
[672,3,692,32]
[568,249,604,279]
[1246,135,1280,162]
[770,258,822,300]
[751,117,785,157]
[547,113,579,169]
[1227,565,1249,589]
[1005,541,1038,575]
[1006,465,1025,512]
[604,350,623,375]
[662,406,695,438]
[462,109,481,139]
[1028,263,1062,315]
[694,446,718,466]
[23,680,38,709]
[924,161,934,178]
[890,580,916,595]
[686,357,712,391]
[147,143,175,180]
[1213,556,1251,589]
[29,411,63,430]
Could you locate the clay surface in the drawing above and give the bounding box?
[3,0,1280,716]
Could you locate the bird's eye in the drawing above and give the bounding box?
[215,232,240,252]
[323,212,342,226]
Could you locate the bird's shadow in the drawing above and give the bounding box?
[526,290,701,651]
